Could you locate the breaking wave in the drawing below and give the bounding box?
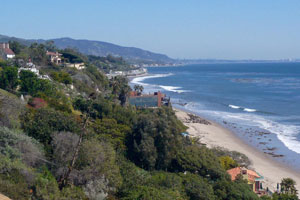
[131,73,173,86]
[158,85,189,93]
[131,73,189,93]
[228,104,257,112]
[185,102,300,154]
[229,104,240,109]
[243,108,256,112]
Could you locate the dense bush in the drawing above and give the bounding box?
[74,139,122,199]
[0,66,19,91]
[0,88,25,128]
[19,70,54,97]
[0,127,43,199]
[21,108,80,148]
[219,156,238,170]
[174,145,227,180]
[51,71,72,84]
[127,107,186,170]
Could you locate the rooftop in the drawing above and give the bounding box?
[227,167,261,182]
[3,48,15,55]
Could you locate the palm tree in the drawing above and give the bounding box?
[134,85,144,96]
[281,178,297,195]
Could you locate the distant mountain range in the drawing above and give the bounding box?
[1,34,299,65]
[0,34,174,64]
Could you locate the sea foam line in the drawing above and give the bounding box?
[131,73,173,86]
[186,102,300,154]
[131,73,190,93]
[158,85,189,94]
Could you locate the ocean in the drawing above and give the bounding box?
[130,63,300,170]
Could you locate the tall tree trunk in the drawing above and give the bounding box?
[58,115,89,189]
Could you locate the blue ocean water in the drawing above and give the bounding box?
[130,63,300,170]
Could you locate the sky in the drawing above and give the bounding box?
[1,0,300,60]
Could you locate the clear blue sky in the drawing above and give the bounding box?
[1,0,300,59]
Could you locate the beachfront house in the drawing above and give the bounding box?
[129,91,170,108]
[0,43,15,60]
[46,51,62,65]
[227,167,265,195]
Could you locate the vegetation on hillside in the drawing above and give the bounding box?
[0,42,298,200]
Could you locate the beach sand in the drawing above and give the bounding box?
[0,193,11,200]
[174,107,300,192]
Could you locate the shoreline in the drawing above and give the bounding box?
[173,107,300,192]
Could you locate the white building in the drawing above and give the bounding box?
[18,66,51,80]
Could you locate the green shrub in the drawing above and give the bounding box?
[21,108,80,148]
[51,71,72,84]
[219,156,238,170]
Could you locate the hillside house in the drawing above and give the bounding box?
[46,51,62,64]
[227,167,265,195]
[0,43,15,60]
[65,62,85,70]
[129,91,170,108]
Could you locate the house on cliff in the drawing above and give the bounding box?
[0,43,15,60]
[129,91,170,108]
[46,51,62,65]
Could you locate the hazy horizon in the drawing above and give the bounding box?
[1,0,300,60]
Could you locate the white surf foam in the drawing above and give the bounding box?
[131,73,173,86]
[158,85,189,93]
[184,102,300,154]
[229,104,240,109]
[243,108,257,112]
[228,104,257,112]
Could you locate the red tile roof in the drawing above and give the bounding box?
[227,167,260,182]
[3,48,15,55]
[227,167,242,181]
[247,169,260,182]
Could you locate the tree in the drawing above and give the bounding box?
[127,107,186,171]
[272,193,298,200]
[21,108,80,148]
[174,145,227,180]
[134,85,144,95]
[51,132,80,179]
[29,43,47,65]
[58,97,93,189]
[19,70,39,94]
[45,40,57,52]
[9,41,25,55]
[51,71,72,84]
[281,178,298,195]
[110,76,131,106]
[19,70,54,97]
[93,118,131,150]
[73,139,121,199]
[182,173,216,200]
[0,66,19,91]
[219,156,238,170]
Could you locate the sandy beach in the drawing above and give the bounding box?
[174,107,300,192]
[0,193,11,200]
